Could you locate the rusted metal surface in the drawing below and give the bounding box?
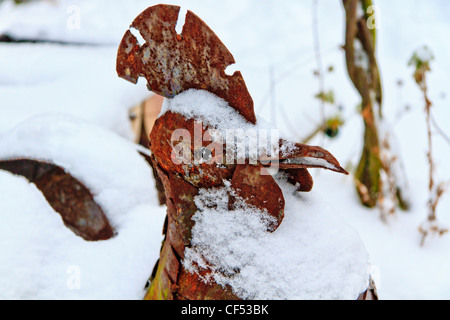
[275,140,348,174]
[150,111,236,188]
[0,159,114,241]
[117,4,363,300]
[283,168,314,192]
[117,4,256,124]
[230,164,285,229]
[150,112,347,190]
[155,162,199,250]
[176,266,240,300]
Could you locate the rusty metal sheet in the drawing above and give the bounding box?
[176,266,240,300]
[117,4,256,124]
[0,159,114,241]
[160,241,180,284]
[154,161,199,255]
[150,111,236,188]
[230,164,285,230]
[284,168,314,192]
[166,214,187,260]
[268,139,349,174]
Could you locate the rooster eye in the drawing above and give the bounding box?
[194,147,212,162]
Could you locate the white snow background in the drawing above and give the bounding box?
[0,0,449,299]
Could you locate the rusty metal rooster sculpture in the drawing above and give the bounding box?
[116,5,374,300]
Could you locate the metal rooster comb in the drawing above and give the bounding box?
[117,4,256,124]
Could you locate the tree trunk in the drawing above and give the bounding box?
[342,0,383,207]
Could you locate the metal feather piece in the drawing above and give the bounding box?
[0,159,114,241]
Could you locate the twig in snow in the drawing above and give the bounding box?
[409,46,448,245]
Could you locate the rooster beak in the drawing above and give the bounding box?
[260,139,349,175]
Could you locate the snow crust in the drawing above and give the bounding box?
[414,45,434,63]
[161,89,252,131]
[0,116,166,299]
[282,156,338,171]
[184,175,370,300]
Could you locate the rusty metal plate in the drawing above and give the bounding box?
[150,111,236,188]
[155,163,199,247]
[117,4,256,124]
[0,159,114,241]
[230,164,285,230]
[284,168,314,192]
[176,266,240,300]
[273,140,348,174]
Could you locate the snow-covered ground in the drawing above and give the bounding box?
[0,116,167,299]
[0,0,449,299]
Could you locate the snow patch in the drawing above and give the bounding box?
[282,156,338,171]
[414,45,434,63]
[353,39,370,71]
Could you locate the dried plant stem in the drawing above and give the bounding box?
[417,72,448,245]
[424,82,434,197]
[378,138,398,221]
